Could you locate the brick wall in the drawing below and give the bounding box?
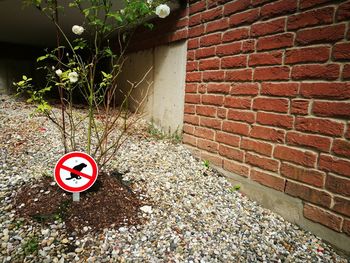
[183,0,350,236]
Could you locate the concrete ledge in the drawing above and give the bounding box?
[213,165,350,257]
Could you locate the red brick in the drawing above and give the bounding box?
[281,163,325,187]
[228,109,255,123]
[261,0,297,19]
[241,138,273,156]
[200,117,222,129]
[183,134,197,146]
[246,153,279,172]
[206,18,229,33]
[219,144,244,162]
[223,159,250,177]
[291,99,309,115]
[261,82,298,97]
[326,174,350,197]
[224,0,250,16]
[217,108,227,119]
[333,42,350,61]
[201,7,223,22]
[197,138,219,153]
[337,1,350,21]
[198,84,206,93]
[300,82,350,99]
[202,95,224,106]
[242,40,255,53]
[189,13,201,27]
[169,29,188,42]
[296,24,346,45]
[187,50,195,61]
[285,181,332,207]
[231,83,259,96]
[332,139,350,158]
[189,24,205,38]
[251,18,285,37]
[222,28,250,42]
[183,123,195,134]
[300,0,333,10]
[229,8,260,26]
[253,97,289,113]
[189,1,206,15]
[186,61,198,72]
[249,51,282,66]
[303,204,342,232]
[285,46,330,65]
[196,47,216,59]
[216,42,242,56]
[225,69,253,81]
[287,7,334,30]
[194,127,215,140]
[346,124,350,139]
[185,83,197,93]
[216,131,240,147]
[221,55,247,69]
[286,131,331,152]
[257,112,294,129]
[274,145,317,167]
[186,72,201,82]
[252,0,276,6]
[184,114,199,125]
[224,97,251,109]
[295,117,344,136]
[319,154,350,178]
[250,169,285,191]
[313,101,350,119]
[257,33,294,51]
[184,104,196,114]
[185,94,200,104]
[254,66,290,81]
[203,71,225,82]
[199,58,220,70]
[343,64,350,79]
[250,125,285,143]
[222,121,250,136]
[291,64,340,80]
[196,105,217,117]
[343,219,350,236]
[332,197,350,217]
[201,151,223,167]
[200,33,222,47]
[206,83,230,94]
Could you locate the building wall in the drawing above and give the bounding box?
[183,0,350,240]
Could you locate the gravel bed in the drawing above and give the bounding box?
[0,95,348,262]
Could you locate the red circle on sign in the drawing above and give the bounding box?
[54,151,98,193]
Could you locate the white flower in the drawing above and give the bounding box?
[147,0,153,4]
[55,69,62,77]
[120,9,125,15]
[68,71,79,83]
[52,66,55,70]
[72,25,84,35]
[155,4,170,18]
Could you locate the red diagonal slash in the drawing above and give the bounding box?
[60,165,92,180]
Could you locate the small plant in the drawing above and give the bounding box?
[203,160,210,168]
[147,123,182,143]
[22,237,39,255]
[229,184,241,192]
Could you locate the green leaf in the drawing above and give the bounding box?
[22,75,27,80]
[37,54,49,62]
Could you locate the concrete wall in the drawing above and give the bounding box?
[117,40,187,134]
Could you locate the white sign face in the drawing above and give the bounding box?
[54,152,98,193]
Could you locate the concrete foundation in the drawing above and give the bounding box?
[214,165,350,256]
[117,41,187,134]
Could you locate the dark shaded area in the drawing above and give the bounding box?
[14,173,143,234]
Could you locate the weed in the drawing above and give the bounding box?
[203,160,210,168]
[22,237,39,255]
[147,123,182,143]
[229,184,241,192]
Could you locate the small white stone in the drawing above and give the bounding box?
[140,205,153,214]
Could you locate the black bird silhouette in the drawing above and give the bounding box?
[66,163,87,180]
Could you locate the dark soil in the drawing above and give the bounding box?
[14,173,143,233]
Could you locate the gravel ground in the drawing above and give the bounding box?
[0,95,349,262]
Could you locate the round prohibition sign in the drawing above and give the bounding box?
[54,152,98,193]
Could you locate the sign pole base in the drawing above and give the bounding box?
[73,192,80,202]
